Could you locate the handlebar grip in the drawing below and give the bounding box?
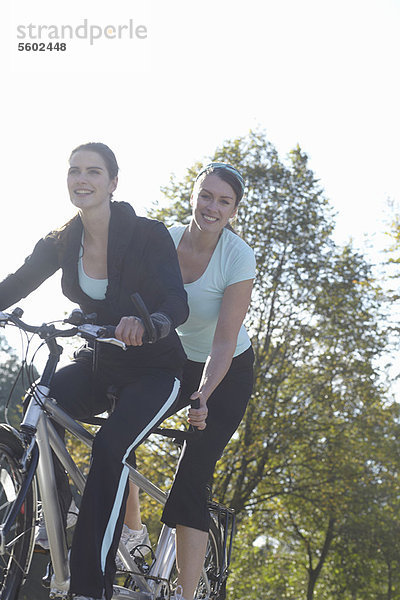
[65,309,97,326]
[130,293,157,343]
[189,397,201,432]
[100,325,116,338]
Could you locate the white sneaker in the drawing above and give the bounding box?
[35,498,79,549]
[115,524,151,569]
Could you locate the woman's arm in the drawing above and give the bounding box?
[188,278,254,430]
[116,221,189,346]
[0,237,60,311]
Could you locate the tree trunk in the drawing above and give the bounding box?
[306,516,336,600]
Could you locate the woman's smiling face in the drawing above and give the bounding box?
[191,174,237,233]
[67,150,117,210]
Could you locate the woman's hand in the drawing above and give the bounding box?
[187,391,208,430]
[115,316,145,346]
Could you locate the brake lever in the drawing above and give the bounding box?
[77,324,127,351]
[189,398,200,432]
[97,337,127,351]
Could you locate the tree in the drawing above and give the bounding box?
[0,332,33,427]
[150,130,396,598]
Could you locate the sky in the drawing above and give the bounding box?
[1,0,400,359]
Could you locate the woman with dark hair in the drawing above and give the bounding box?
[0,143,189,600]
[125,162,256,600]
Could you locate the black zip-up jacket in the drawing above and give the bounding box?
[0,202,189,373]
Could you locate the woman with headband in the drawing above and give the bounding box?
[123,162,256,600]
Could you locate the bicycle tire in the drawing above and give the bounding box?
[0,425,37,600]
[168,518,225,600]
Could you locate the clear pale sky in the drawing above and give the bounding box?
[1,0,399,354]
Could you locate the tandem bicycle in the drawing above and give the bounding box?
[0,295,234,600]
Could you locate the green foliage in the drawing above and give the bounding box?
[0,333,36,427]
[2,130,396,599]
[150,129,397,599]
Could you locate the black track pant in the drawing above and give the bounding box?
[161,345,254,532]
[49,357,181,600]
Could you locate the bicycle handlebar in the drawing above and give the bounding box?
[0,309,126,349]
[0,293,161,351]
[0,309,43,335]
[1,302,203,437]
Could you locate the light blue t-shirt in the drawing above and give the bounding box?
[169,225,256,362]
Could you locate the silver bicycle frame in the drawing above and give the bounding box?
[22,392,209,599]
[39,396,179,599]
[22,386,71,596]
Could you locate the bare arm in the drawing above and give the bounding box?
[188,278,254,430]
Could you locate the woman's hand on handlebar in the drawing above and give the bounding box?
[187,391,208,430]
[115,316,145,346]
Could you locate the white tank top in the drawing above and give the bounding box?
[78,239,108,300]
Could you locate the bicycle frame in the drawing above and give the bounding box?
[16,391,171,598]
[1,385,234,599]
[3,380,192,600]
[0,307,235,600]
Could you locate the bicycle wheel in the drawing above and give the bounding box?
[0,425,37,600]
[168,518,224,600]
